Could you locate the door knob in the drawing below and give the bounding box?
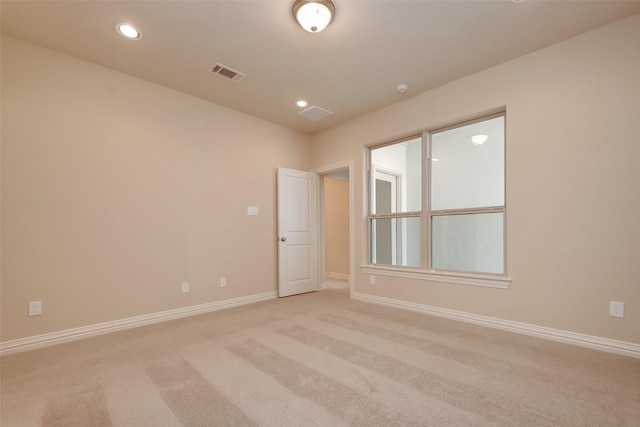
[280,237,287,242]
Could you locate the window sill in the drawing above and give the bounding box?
[360,265,511,289]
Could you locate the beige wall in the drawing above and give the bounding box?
[1,37,311,341]
[310,14,640,344]
[323,177,349,277]
[3,13,640,347]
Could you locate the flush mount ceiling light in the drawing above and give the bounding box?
[115,23,142,40]
[296,100,308,107]
[292,0,335,33]
[471,134,489,145]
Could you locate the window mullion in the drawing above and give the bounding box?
[369,211,421,220]
[422,131,431,270]
[430,205,505,216]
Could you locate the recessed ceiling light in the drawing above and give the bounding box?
[296,100,308,107]
[115,23,142,40]
[396,84,409,94]
[471,134,489,145]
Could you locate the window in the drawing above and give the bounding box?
[368,112,506,280]
[369,137,422,267]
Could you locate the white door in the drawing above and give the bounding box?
[277,167,318,297]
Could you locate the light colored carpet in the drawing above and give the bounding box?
[1,287,639,426]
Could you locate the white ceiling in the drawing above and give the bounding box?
[2,1,639,135]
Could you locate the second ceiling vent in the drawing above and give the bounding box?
[210,63,246,83]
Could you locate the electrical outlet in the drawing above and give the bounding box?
[369,275,376,285]
[182,282,190,293]
[610,301,624,318]
[29,301,42,316]
[219,277,227,288]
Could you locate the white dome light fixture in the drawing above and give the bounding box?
[115,23,142,40]
[292,0,335,33]
[471,134,489,145]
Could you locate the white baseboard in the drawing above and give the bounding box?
[325,272,350,282]
[0,291,277,356]
[353,292,640,359]
[321,272,350,290]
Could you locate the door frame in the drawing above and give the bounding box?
[314,161,355,297]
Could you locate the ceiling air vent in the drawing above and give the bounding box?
[298,105,333,122]
[210,63,246,83]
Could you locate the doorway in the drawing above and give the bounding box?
[317,163,353,297]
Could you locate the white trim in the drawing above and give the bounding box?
[0,291,277,356]
[321,272,350,290]
[352,292,640,359]
[361,265,510,289]
[325,272,350,282]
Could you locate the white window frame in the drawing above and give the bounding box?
[364,111,511,289]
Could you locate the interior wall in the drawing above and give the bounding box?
[323,177,349,277]
[1,36,311,342]
[310,13,640,344]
